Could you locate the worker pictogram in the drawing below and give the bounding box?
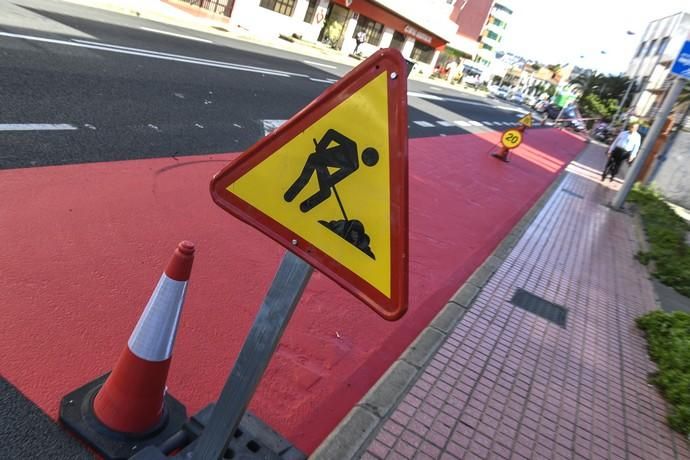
[284,128,379,259]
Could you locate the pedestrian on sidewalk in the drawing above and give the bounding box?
[602,122,641,181]
[354,31,366,54]
[445,60,458,83]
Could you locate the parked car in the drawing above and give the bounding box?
[509,92,525,104]
[524,94,537,107]
[494,87,509,99]
[545,103,585,131]
[533,100,549,113]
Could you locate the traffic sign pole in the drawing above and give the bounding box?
[611,77,685,209]
[191,251,313,460]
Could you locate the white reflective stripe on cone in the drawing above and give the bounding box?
[128,274,187,362]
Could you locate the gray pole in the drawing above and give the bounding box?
[191,250,313,459]
[612,34,648,125]
[611,77,685,209]
[611,79,635,125]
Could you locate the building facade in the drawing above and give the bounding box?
[626,11,690,118]
[182,0,455,74]
[474,1,512,80]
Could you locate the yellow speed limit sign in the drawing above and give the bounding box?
[501,128,523,149]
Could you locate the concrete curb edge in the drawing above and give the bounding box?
[310,144,584,460]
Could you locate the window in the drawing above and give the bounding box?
[486,30,499,41]
[482,43,493,51]
[410,41,435,64]
[259,0,295,16]
[645,39,657,56]
[353,15,384,46]
[657,36,669,55]
[303,0,317,22]
[635,41,646,57]
[492,17,505,28]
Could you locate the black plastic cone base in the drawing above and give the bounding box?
[492,152,510,162]
[59,373,187,460]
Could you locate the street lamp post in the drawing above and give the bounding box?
[611,30,643,125]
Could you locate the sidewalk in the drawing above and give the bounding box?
[314,144,690,459]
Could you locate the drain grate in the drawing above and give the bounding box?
[510,288,568,328]
[561,188,584,199]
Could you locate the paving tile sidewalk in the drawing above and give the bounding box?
[317,144,690,459]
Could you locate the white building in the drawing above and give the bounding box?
[626,11,690,118]
[207,0,457,75]
[475,1,513,82]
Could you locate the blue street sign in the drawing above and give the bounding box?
[670,38,690,80]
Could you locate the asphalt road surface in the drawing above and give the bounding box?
[0,0,532,170]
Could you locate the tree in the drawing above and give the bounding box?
[571,72,633,120]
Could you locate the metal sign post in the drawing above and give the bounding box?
[191,251,313,460]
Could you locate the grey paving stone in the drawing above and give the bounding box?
[361,360,418,417]
[401,328,445,369]
[310,407,379,460]
[451,284,480,308]
[431,302,467,333]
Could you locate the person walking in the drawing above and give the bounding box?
[354,31,366,54]
[602,122,641,181]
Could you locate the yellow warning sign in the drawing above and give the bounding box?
[517,113,533,127]
[501,128,523,149]
[228,73,392,296]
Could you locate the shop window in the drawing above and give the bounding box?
[657,36,669,55]
[353,15,384,46]
[410,41,434,64]
[390,31,405,50]
[259,0,295,16]
[303,0,317,23]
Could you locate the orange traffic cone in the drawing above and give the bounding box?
[60,241,195,460]
[492,146,511,162]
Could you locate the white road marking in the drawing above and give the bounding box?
[468,120,483,126]
[261,119,286,136]
[140,26,213,43]
[309,77,337,84]
[71,38,304,77]
[0,32,301,78]
[453,120,470,127]
[413,121,435,127]
[437,121,454,127]
[303,60,337,69]
[429,86,444,91]
[407,91,444,101]
[0,123,77,131]
[484,121,494,126]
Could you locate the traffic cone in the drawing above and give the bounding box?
[60,241,195,460]
[492,146,510,162]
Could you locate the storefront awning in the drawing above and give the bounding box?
[333,0,452,49]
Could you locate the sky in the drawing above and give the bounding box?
[500,0,689,75]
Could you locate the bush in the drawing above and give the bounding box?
[637,310,690,434]
[628,186,690,297]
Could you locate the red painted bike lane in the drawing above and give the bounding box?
[0,128,583,453]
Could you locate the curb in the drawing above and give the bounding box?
[311,143,588,460]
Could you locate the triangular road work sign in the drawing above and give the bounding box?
[211,49,409,320]
[517,113,533,127]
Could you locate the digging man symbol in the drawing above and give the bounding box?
[283,128,379,259]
